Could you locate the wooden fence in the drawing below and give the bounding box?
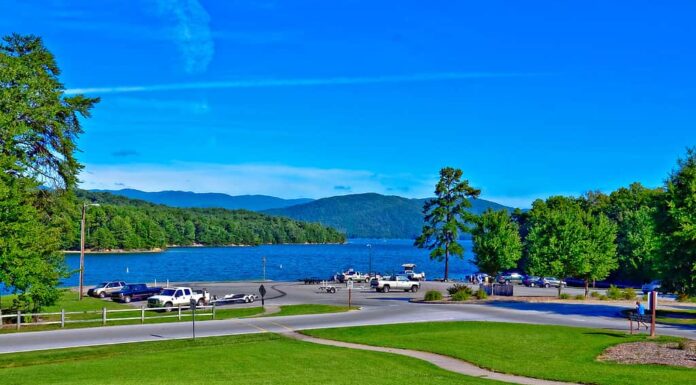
[0,304,217,330]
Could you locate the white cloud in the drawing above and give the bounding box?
[65,72,533,95]
[79,162,434,199]
[155,0,214,74]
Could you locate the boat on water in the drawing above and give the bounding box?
[402,263,426,281]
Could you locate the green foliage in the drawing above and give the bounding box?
[68,190,345,250]
[0,34,96,312]
[446,284,472,296]
[574,294,585,300]
[606,285,622,300]
[526,196,618,296]
[559,293,571,299]
[423,290,443,301]
[622,287,637,300]
[450,290,471,301]
[475,289,488,300]
[590,291,600,298]
[415,167,481,280]
[471,208,522,275]
[662,148,696,296]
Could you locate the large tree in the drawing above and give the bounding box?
[0,34,98,311]
[662,148,696,296]
[471,208,522,276]
[415,167,481,280]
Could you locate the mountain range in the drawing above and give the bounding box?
[94,189,514,239]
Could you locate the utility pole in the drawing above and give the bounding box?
[262,256,266,281]
[367,244,372,277]
[79,202,100,300]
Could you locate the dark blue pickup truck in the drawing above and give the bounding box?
[111,283,162,303]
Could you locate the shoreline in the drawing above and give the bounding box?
[61,241,348,254]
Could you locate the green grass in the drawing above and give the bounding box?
[304,322,695,385]
[0,333,507,385]
[655,309,696,325]
[264,304,353,317]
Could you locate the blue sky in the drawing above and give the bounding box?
[3,1,695,207]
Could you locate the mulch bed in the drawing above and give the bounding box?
[598,340,696,368]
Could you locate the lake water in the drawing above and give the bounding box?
[62,239,478,286]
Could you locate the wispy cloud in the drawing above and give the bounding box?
[111,149,140,157]
[334,185,352,191]
[155,0,214,74]
[65,72,533,95]
[79,163,434,199]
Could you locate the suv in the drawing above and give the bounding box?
[496,272,524,284]
[370,275,420,293]
[87,281,126,298]
[111,283,162,303]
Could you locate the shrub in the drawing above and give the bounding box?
[451,290,471,301]
[590,291,600,298]
[606,285,622,300]
[622,288,637,300]
[642,294,648,301]
[447,284,473,296]
[574,294,585,300]
[424,290,443,301]
[676,293,696,303]
[599,294,609,301]
[559,293,571,300]
[475,289,488,300]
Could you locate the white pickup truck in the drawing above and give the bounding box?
[370,275,420,293]
[147,287,210,310]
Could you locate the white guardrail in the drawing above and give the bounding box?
[0,304,217,330]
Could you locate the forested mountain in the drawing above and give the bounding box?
[92,189,313,211]
[264,193,513,238]
[65,191,345,250]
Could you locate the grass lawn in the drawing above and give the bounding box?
[0,333,508,385]
[264,304,354,317]
[304,322,695,385]
[618,308,696,326]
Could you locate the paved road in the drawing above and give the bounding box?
[1,282,693,354]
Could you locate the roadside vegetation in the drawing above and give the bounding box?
[304,322,695,385]
[0,333,506,385]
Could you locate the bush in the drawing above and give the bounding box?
[642,294,648,301]
[559,293,571,300]
[590,291,600,298]
[599,294,609,301]
[606,285,622,300]
[424,290,443,301]
[447,284,472,296]
[676,293,696,303]
[574,294,585,300]
[451,290,471,301]
[622,288,637,300]
[475,289,488,300]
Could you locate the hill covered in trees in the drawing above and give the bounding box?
[92,189,313,211]
[264,193,512,238]
[65,190,345,251]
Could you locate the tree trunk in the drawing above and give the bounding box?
[444,246,449,281]
[558,283,562,298]
[584,279,589,298]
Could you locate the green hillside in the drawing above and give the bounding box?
[64,190,345,250]
[264,193,512,238]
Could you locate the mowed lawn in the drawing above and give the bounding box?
[304,322,696,385]
[265,304,354,317]
[0,334,509,385]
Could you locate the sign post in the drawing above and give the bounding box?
[649,291,657,338]
[190,298,197,341]
[259,284,266,307]
[347,280,353,308]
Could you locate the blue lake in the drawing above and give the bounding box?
[62,239,478,286]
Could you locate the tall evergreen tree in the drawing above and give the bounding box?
[415,167,481,280]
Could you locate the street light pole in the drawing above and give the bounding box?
[367,244,372,277]
[79,202,100,301]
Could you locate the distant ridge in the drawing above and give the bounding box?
[264,193,513,239]
[91,189,313,211]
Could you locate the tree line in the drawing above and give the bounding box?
[417,154,696,298]
[67,190,345,250]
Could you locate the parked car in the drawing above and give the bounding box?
[536,277,567,288]
[522,276,540,287]
[147,287,210,310]
[87,281,126,298]
[111,283,162,303]
[496,272,525,284]
[642,280,662,294]
[370,275,420,293]
[337,269,371,283]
